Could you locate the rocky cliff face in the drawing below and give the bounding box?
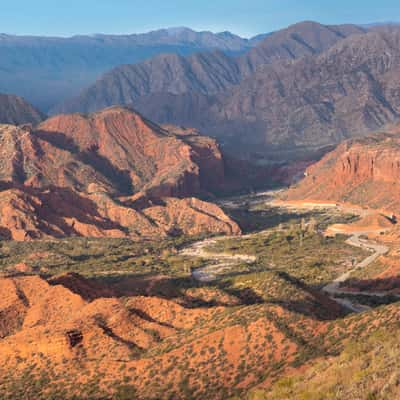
[0,107,240,240]
[285,125,400,213]
[0,94,44,125]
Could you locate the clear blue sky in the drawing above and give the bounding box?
[2,0,400,37]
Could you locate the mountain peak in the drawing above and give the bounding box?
[164,26,195,35]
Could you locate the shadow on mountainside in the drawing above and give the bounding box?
[50,271,265,309]
[49,270,355,321]
[226,207,332,233]
[341,276,400,293]
[35,129,134,194]
[36,186,129,235]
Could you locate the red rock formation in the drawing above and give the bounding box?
[285,126,400,214]
[37,107,225,196]
[0,107,240,240]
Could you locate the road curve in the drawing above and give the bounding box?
[182,192,393,313]
[322,233,389,313]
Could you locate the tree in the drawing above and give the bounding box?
[114,384,137,400]
[307,217,317,234]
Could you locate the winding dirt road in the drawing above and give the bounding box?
[181,191,394,313]
[272,201,395,311]
[322,233,389,312]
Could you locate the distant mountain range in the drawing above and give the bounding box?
[57,21,385,157]
[4,21,400,161]
[0,27,265,111]
[54,21,400,159]
[54,22,364,116]
[361,21,400,27]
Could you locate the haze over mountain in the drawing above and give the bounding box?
[194,26,400,153]
[59,22,400,159]
[0,94,44,125]
[56,21,395,158]
[362,21,400,27]
[0,27,264,112]
[54,21,365,116]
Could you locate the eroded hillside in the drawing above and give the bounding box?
[0,106,239,240]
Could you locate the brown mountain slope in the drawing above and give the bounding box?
[3,271,400,400]
[245,314,400,400]
[284,124,400,214]
[52,51,242,114]
[0,107,240,240]
[0,94,44,125]
[238,21,365,75]
[130,27,400,157]
[53,21,365,115]
[217,27,400,148]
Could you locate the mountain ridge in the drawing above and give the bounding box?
[0,27,264,111]
[53,21,366,116]
[123,26,400,157]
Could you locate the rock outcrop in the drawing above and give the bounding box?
[285,125,400,214]
[0,107,240,240]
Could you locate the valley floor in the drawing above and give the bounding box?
[1,189,399,400]
[182,191,395,313]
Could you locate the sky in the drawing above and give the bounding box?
[2,0,400,37]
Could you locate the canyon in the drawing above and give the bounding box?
[2,16,400,400]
